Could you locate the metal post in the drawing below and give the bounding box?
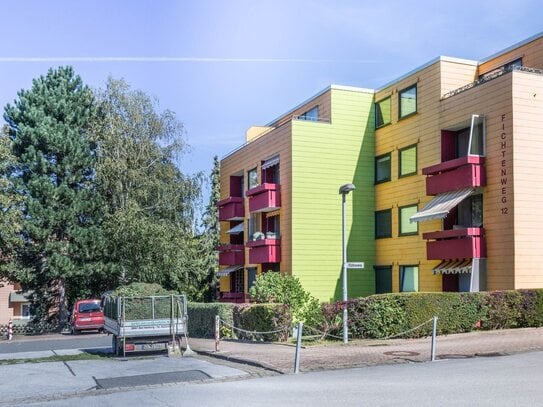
[294,322,303,374]
[215,315,220,352]
[431,316,438,361]
[342,193,348,344]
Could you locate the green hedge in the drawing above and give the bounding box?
[187,302,235,338]
[321,289,543,339]
[233,303,291,341]
[187,302,291,341]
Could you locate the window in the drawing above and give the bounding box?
[375,209,392,239]
[298,106,319,121]
[399,84,417,118]
[400,265,419,292]
[399,204,418,236]
[468,115,485,156]
[21,304,31,319]
[374,266,392,294]
[247,168,258,190]
[399,144,417,177]
[375,153,391,184]
[248,213,262,241]
[375,97,391,128]
[247,267,257,290]
[262,156,280,183]
[479,57,522,80]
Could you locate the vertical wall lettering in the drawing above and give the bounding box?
[500,113,509,215]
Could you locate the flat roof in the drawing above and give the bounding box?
[266,84,374,126]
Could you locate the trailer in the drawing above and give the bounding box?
[103,294,188,356]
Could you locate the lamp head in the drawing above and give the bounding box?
[339,183,356,195]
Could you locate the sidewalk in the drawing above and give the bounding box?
[187,327,543,374]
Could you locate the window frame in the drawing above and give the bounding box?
[375,97,391,128]
[247,167,258,190]
[398,84,417,119]
[399,265,419,293]
[398,204,419,236]
[398,144,417,178]
[298,106,319,121]
[375,153,392,184]
[375,209,392,239]
[374,266,393,294]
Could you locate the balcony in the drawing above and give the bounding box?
[423,156,485,195]
[246,183,281,213]
[218,244,244,265]
[247,238,281,264]
[218,197,244,221]
[423,227,486,260]
[219,292,246,303]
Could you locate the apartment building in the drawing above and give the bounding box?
[219,32,543,302]
[218,86,375,302]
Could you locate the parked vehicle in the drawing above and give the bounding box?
[102,294,187,356]
[70,299,105,334]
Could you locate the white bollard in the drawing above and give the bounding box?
[430,316,438,361]
[8,318,13,341]
[294,322,303,374]
[215,315,220,352]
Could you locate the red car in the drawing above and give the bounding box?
[70,299,104,334]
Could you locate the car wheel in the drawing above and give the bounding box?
[72,328,80,335]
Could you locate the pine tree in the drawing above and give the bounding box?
[3,66,102,325]
[199,156,220,301]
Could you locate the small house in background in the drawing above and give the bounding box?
[0,280,31,324]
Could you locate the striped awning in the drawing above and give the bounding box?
[261,155,279,169]
[433,259,473,275]
[9,291,31,303]
[226,223,244,234]
[216,265,243,277]
[410,188,474,223]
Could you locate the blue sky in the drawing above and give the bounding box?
[1,0,542,181]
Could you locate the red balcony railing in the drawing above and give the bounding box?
[218,197,244,221]
[246,183,281,213]
[423,227,486,260]
[247,238,281,264]
[219,292,246,303]
[423,156,486,195]
[218,244,244,265]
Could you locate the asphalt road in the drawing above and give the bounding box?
[0,332,111,353]
[12,349,543,407]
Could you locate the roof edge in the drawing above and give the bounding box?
[480,31,543,64]
[377,56,477,91]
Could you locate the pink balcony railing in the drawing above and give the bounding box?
[218,197,244,221]
[246,183,281,213]
[246,238,281,264]
[423,227,486,260]
[423,156,485,195]
[218,244,244,265]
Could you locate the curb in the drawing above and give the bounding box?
[194,349,286,374]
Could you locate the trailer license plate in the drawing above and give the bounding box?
[139,343,166,351]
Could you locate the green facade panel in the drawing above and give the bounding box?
[291,88,375,302]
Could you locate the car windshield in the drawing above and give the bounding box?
[78,302,101,313]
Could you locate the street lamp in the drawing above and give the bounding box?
[339,183,355,344]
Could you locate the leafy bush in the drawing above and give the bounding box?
[112,282,174,297]
[187,302,235,338]
[318,289,543,339]
[233,303,291,341]
[249,272,322,326]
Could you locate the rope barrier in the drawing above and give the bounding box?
[382,318,434,340]
[218,318,290,336]
[302,317,435,341]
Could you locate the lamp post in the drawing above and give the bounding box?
[339,183,355,344]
